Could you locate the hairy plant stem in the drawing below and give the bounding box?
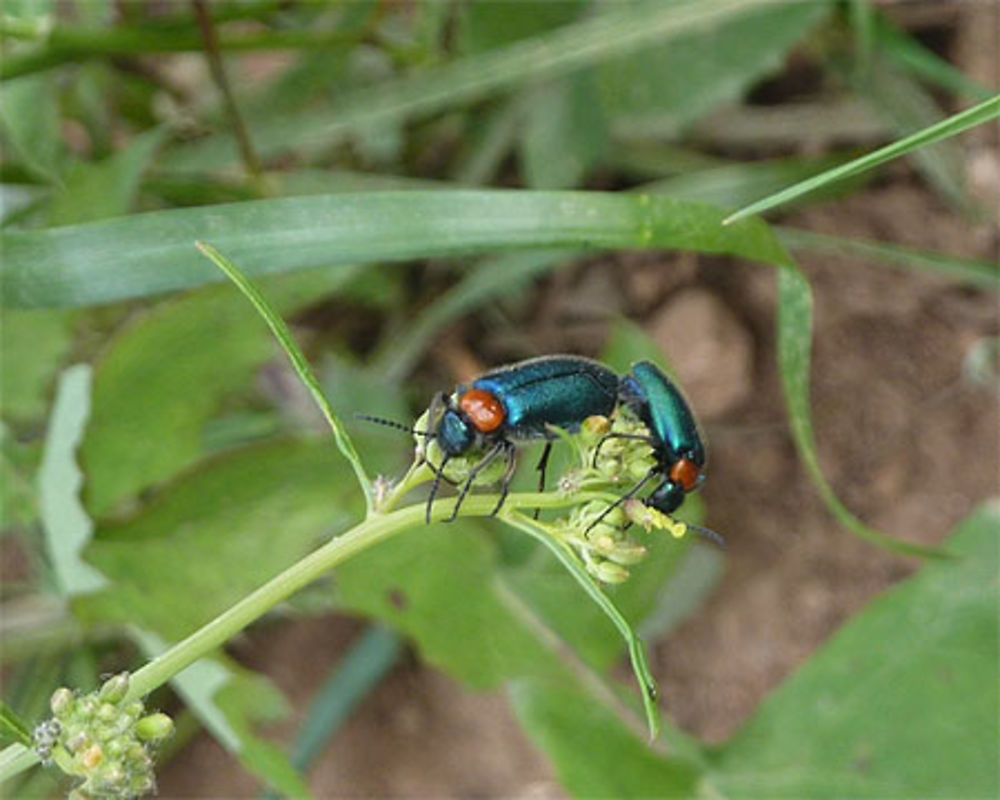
[123,489,589,703]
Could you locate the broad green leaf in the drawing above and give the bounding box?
[335,524,561,688]
[456,0,585,55]
[0,73,64,182]
[0,309,73,425]
[133,629,310,799]
[711,503,999,798]
[597,1,830,134]
[162,0,799,171]
[521,74,608,189]
[38,364,106,595]
[726,94,1000,223]
[2,191,789,308]
[77,440,357,640]
[81,266,355,517]
[48,128,166,225]
[510,681,700,797]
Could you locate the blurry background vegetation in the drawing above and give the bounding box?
[1,0,997,797]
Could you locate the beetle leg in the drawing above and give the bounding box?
[585,470,659,533]
[490,440,519,517]
[532,441,553,520]
[446,441,506,522]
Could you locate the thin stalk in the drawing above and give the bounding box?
[191,0,263,185]
[503,512,662,741]
[124,490,586,702]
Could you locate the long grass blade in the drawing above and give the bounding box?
[725,94,1000,224]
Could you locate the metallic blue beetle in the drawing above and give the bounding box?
[364,355,619,522]
[590,360,706,529]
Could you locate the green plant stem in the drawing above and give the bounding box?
[0,24,357,80]
[191,0,263,185]
[123,490,584,703]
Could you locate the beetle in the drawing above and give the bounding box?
[362,355,619,523]
[588,360,706,530]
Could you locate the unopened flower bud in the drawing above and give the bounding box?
[592,560,630,584]
[135,713,174,743]
[607,543,648,566]
[50,687,74,717]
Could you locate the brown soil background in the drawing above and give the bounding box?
[160,5,999,798]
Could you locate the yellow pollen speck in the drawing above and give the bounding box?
[81,744,104,770]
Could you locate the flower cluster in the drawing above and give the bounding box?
[551,411,691,584]
[33,672,173,799]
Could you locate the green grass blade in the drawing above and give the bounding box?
[287,627,401,774]
[725,94,1000,224]
[0,704,32,748]
[503,513,661,741]
[164,0,793,171]
[2,191,787,308]
[373,249,577,381]
[195,242,372,512]
[875,14,996,103]
[0,744,36,782]
[776,269,948,560]
[779,227,1000,289]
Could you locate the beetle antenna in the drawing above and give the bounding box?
[686,522,727,549]
[355,414,429,437]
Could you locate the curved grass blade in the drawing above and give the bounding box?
[725,94,1000,224]
[776,269,949,560]
[503,512,662,741]
[264,626,401,800]
[2,191,787,308]
[779,227,1000,289]
[195,242,372,512]
[0,743,36,782]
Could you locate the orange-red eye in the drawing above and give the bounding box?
[459,389,506,433]
[669,458,701,492]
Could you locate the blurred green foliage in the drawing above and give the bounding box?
[1,1,996,797]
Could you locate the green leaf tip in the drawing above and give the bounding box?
[194,240,373,514]
[724,93,1000,224]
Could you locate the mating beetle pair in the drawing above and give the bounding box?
[366,354,706,526]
